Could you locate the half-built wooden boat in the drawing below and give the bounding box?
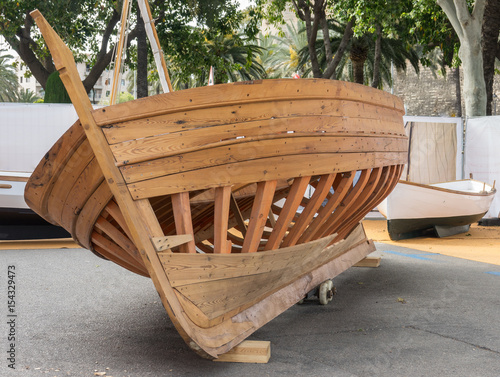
[25,10,407,359]
[378,179,496,240]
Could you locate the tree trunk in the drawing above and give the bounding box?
[136,4,148,98]
[437,0,486,117]
[481,0,500,115]
[453,67,462,117]
[459,38,487,117]
[322,19,354,79]
[350,39,368,85]
[371,24,382,88]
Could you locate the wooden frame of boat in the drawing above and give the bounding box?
[26,10,407,359]
[378,179,496,240]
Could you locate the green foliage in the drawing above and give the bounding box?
[44,71,71,103]
[0,50,19,102]
[16,88,41,103]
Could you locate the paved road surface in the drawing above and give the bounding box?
[1,242,499,376]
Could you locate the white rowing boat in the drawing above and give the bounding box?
[377,179,496,240]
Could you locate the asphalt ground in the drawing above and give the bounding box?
[1,226,500,376]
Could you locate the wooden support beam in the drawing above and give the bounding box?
[214,340,271,364]
[152,234,194,252]
[230,193,247,237]
[241,180,277,253]
[214,186,232,253]
[171,192,196,253]
[353,256,381,268]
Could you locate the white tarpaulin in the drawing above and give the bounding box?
[465,116,500,218]
[0,103,77,172]
[402,116,463,184]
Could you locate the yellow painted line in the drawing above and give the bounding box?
[363,219,500,266]
[0,238,82,250]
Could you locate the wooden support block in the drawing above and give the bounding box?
[214,340,271,364]
[151,234,193,252]
[354,256,381,268]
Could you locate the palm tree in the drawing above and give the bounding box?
[0,50,20,102]
[257,21,310,79]
[298,21,420,88]
[202,32,266,85]
[16,88,40,103]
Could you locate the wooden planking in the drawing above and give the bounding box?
[102,96,404,146]
[171,192,196,253]
[160,234,336,287]
[109,111,405,166]
[92,79,404,129]
[119,135,407,181]
[25,120,86,223]
[214,186,233,253]
[60,157,105,236]
[127,151,407,200]
[46,138,94,225]
[172,228,366,320]
[74,181,114,249]
[264,176,311,250]
[241,180,277,253]
[214,340,271,363]
[230,224,374,338]
[281,174,336,247]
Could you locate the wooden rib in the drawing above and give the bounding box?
[241,180,277,253]
[317,169,372,239]
[230,193,247,237]
[104,200,133,240]
[94,215,143,266]
[171,192,196,253]
[281,174,336,247]
[214,186,232,253]
[264,176,311,250]
[335,166,393,241]
[91,232,147,276]
[328,167,383,238]
[297,172,355,244]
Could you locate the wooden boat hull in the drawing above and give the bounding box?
[378,180,496,240]
[26,11,408,359]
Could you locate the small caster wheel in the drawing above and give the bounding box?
[318,280,335,305]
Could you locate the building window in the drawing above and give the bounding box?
[19,77,22,83]
[26,77,30,83]
[106,90,110,97]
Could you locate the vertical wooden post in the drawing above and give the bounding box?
[214,186,232,253]
[171,192,196,253]
[241,180,277,253]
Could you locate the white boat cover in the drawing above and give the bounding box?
[465,116,500,218]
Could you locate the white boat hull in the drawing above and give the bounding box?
[378,180,496,239]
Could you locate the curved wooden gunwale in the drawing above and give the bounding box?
[27,10,407,359]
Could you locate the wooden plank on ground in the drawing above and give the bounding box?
[354,256,381,267]
[214,340,271,363]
